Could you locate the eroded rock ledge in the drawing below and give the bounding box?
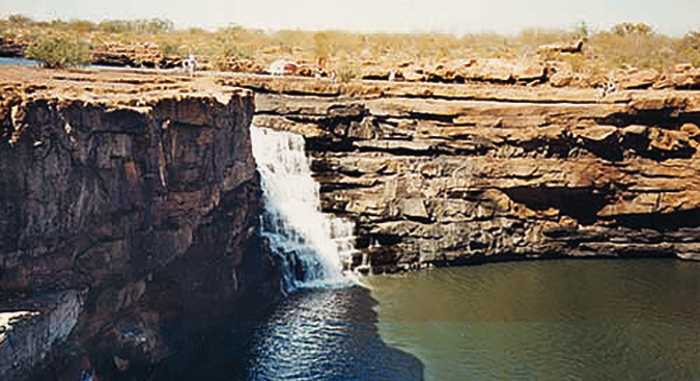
[0,67,281,380]
[234,74,700,273]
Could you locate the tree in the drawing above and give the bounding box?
[612,22,652,36]
[7,15,32,28]
[680,31,700,66]
[26,36,91,68]
[159,41,181,57]
[573,22,590,42]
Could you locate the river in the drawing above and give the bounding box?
[0,57,38,67]
[246,258,700,380]
[246,125,700,380]
[2,63,694,380]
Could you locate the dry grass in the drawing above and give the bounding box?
[2,15,700,74]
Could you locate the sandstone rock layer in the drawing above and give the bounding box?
[234,74,700,273]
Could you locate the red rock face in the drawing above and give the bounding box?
[0,67,281,380]
[0,92,259,294]
[240,74,700,273]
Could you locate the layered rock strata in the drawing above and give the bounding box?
[0,66,281,379]
[0,37,27,58]
[91,42,183,69]
[228,74,700,273]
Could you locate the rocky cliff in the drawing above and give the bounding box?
[90,42,183,69]
[0,66,281,380]
[223,74,700,273]
[3,63,699,376]
[0,38,27,58]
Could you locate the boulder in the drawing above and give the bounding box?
[618,69,660,89]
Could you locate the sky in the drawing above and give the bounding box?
[1,0,699,36]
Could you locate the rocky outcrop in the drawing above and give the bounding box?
[91,42,183,69]
[537,40,584,55]
[0,291,83,379]
[0,66,281,379]
[0,41,27,58]
[230,74,700,273]
[213,58,267,75]
[360,59,549,85]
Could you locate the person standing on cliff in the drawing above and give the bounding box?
[183,54,197,77]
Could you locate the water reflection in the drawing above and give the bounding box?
[366,259,700,381]
[247,286,424,380]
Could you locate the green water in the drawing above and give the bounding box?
[364,259,700,381]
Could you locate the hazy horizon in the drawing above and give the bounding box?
[1,0,699,37]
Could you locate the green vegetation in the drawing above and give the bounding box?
[25,36,90,68]
[209,42,256,70]
[207,26,258,70]
[159,40,181,57]
[679,32,700,67]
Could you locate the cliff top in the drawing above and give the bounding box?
[3,65,699,110]
[0,65,251,107]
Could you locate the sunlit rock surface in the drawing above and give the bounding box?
[231,73,700,273]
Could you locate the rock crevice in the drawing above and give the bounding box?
[0,67,281,380]
[242,76,700,273]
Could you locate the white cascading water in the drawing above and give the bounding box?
[250,126,356,290]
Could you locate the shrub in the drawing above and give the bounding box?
[26,36,90,68]
[7,15,32,28]
[314,32,330,61]
[159,40,181,56]
[336,61,358,83]
[612,22,652,37]
[209,42,255,71]
[680,32,700,67]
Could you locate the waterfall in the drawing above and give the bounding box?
[250,126,356,290]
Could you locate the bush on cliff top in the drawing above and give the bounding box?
[158,40,181,57]
[336,61,358,83]
[26,36,91,68]
[209,41,256,71]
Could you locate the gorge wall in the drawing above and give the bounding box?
[0,67,281,380]
[224,74,700,273]
[2,62,700,378]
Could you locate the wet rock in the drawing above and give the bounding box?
[0,43,27,58]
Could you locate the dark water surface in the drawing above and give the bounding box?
[364,258,700,381]
[246,286,424,380]
[245,258,700,380]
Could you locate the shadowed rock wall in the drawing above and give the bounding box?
[0,68,281,380]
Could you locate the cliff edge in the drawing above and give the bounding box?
[231,74,700,272]
[0,66,281,380]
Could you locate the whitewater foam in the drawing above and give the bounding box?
[251,126,357,290]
